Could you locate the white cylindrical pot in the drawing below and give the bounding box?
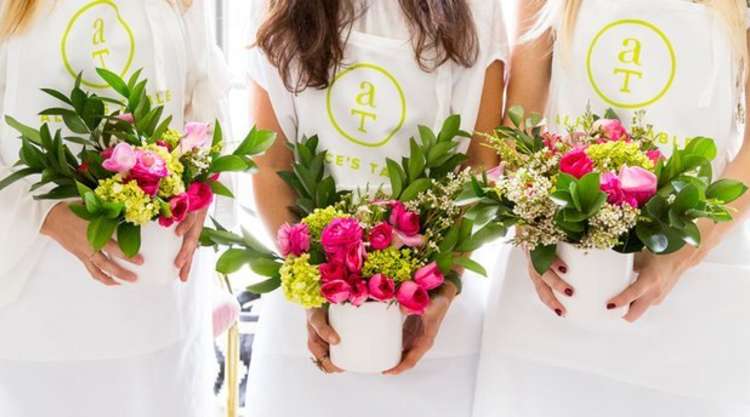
[328,302,404,373]
[116,223,182,286]
[556,242,635,329]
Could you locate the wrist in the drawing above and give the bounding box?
[40,202,67,237]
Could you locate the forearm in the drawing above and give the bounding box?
[252,171,297,240]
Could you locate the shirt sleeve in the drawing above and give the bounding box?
[450,0,510,132]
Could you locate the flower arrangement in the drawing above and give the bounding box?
[464,106,747,274]
[0,69,276,256]
[203,116,505,315]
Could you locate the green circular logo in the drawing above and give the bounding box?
[61,0,135,89]
[586,19,676,109]
[326,63,407,148]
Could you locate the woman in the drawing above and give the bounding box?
[475,0,750,416]
[0,1,229,416]
[245,1,507,415]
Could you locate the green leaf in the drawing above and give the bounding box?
[407,138,426,181]
[418,125,437,147]
[706,179,748,204]
[216,248,253,274]
[438,222,462,252]
[507,105,525,128]
[234,127,277,156]
[117,223,141,258]
[249,258,282,277]
[83,191,101,214]
[0,167,37,191]
[399,178,432,201]
[240,228,276,258]
[5,116,41,143]
[438,115,461,141]
[69,203,96,220]
[210,180,235,198]
[457,222,507,252]
[247,276,282,294]
[62,112,89,134]
[209,155,250,173]
[41,88,73,106]
[86,216,118,250]
[453,257,487,277]
[671,184,700,214]
[96,68,130,97]
[386,159,405,198]
[530,244,557,275]
[685,137,718,161]
[76,181,95,198]
[636,222,669,253]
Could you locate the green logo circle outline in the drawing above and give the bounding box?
[61,0,136,89]
[586,19,676,109]
[326,63,407,148]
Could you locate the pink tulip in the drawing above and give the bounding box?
[369,222,393,250]
[181,122,212,153]
[393,231,425,249]
[560,147,594,179]
[117,113,135,124]
[321,280,352,304]
[619,166,658,207]
[368,274,396,302]
[413,262,445,291]
[344,242,365,273]
[319,262,347,283]
[348,280,369,307]
[102,142,137,174]
[159,193,191,227]
[396,281,431,316]
[594,119,629,141]
[277,223,311,257]
[186,182,214,212]
[389,202,421,237]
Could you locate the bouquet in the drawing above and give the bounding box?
[202,116,505,371]
[466,106,747,275]
[0,69,276,259]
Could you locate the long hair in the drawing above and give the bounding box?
[531,0,748,76]
[256,0,480,93]
[0,0,193,39]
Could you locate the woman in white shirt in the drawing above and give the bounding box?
[474,1,750,416]
[245,1,508,416]
[0,1,229,416]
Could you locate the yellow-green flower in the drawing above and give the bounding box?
[144,143,186,198]
[362,247,423,282]
[161,129,182,151]
[586,141,653,172]
[302,207,349,239]
[280,254,325,308]
[95,176,160,225]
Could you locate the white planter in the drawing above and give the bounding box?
[556,242,635,329]
[328,302,404,373]
[118,223,182,286]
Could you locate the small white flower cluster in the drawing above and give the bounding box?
[183,149,211,175]
[579,203,640,249]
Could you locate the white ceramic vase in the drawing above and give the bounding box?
[328,302,404,373]
[119,223,182,286]
[556,242,635,329]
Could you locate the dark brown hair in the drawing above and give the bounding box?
[256,0,479,93]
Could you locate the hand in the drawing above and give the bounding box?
[174,208,209,282]
[384,283,458,375]
[41,202,144,286]
[607,252,690,322]
[306,308,344,374]
[525,250,575,317]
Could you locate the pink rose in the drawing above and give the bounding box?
[560,147,594,179]
[186,182,214,212]
[277,223,311,257]
[413,262,445,291]
[321,218,363,260]
[595,119,629,141]
[117,113,135,124]
[181,122,212,153]
[344,242,365,273]
[389,202,421,236]
[646,149,665,164]
[600,172,637,208]
[368,274,396,302]
[396,281,431,316]
[102,142,137,174]
[159,193,191,227]
[129,149,168,196]
[348,280,369,307]
[321,280,352,304]
[619,166,657,207]
[319,262,347,283]
[369,222,393,250]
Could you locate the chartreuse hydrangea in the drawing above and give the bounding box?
[95,176,160,225]
[145,144,186,198]
[302,207,349,239]
[586,141,653,172]
[362,247,423,283]
[161,129,182,151]
[280,254,325,308]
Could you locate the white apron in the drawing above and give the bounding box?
[0,0,206,361]
[476,0,750,410]
[246,27,487,417]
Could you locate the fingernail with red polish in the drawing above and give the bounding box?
[607,303,616,310]
[555,309,563,317]
[558,265,567,274]
[564,288,574,297]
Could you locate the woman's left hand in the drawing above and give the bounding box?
[174,208,209,281]
[607,251,692,323]
[384,283,457,376]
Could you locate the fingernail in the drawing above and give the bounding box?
[555,309,563,317]
[564,288,574,297]
[558,265,568,274]
[607,303,616,310]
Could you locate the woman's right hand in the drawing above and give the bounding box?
[306,308,344,374]
[525,250,574,317]
[40,202,143,286]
